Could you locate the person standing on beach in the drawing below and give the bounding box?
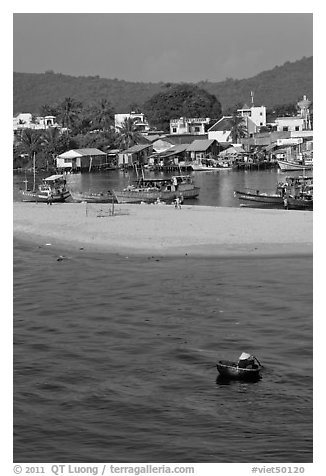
[47,193,53,205]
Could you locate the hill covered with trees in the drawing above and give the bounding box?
[13,56,312,116]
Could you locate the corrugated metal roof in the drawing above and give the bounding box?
[161,144,188,157]
[74,148,107,155]
[121,144,152,154]
[165,134,208,145]
[208,116,233,132]
[57,148,106,158]
[186,139,216,152]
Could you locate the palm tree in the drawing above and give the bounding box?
[116,117,143,150]
[41,127,62,169]
[57,97,82,131]
[229,115,248,143]
[19,129,43,161]
[40,103,60,117]
[90,98,115,131]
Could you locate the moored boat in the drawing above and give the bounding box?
[21,175,71,203]
[113,175,200,204]
[286,195,313,210]
[70,190,114,203]
[234,189,284,208]
[217,353,262,381]
[283,175,313,210]
[277,159,313,171]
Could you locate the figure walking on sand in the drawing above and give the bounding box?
[175,197,181,209]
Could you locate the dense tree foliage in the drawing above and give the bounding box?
[14,96,126,168]
[143,84,222,131]
[13,57,312,116]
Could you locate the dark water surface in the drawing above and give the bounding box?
[14,239,313,463]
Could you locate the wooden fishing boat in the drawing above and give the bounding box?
[277,159,313,172]
[113,175,200,204]
[283,176,313,210]
[217,354,262,381]
[286,195,313,210]
[21,175,71,203]
[70,190,114,203]
[234,189,284,208]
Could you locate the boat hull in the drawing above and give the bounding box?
[277,160,313,171]
[287,197,313,210]
[217,360,262,381]
[21,190,71,203]
[113,186,200,204]
[234,190,284,208]
[71,192,114,203]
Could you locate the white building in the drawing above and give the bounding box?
[274,117,305,132]
[13,113,57,131]
[114,112,150,132]
[237,104,266,128]
[207,116,233,143]
[169,117,211,135]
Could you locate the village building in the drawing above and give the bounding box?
[118,143,153,168]
[13,113,58,131]
[207,116,233,143]
[274,116,305,132]
[186,139,220,161]
[56,148,108,172]
[169,117,211,135]
[237,104,266,128]
[114,112,150,133]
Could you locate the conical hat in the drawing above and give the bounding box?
[239,352,251,360]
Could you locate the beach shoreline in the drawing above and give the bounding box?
[13,202,313,258]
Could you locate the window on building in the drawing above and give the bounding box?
[172,128,177,133]
[64,159,71,163]
[260,112,263,116]
[295,126,300,131]
[283,127,289,132]
[194,126,200,132]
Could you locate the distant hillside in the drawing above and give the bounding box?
[13,56,313,115]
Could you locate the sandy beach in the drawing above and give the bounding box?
[13,201,313,257]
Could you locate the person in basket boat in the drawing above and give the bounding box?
[237,352,259,369]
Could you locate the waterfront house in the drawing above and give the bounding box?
[56,148,107,172]
[150,144,189,167]
[218,145,246,164]
[118,144,153,168]
[186,139,220,161]
[151,134,209,153]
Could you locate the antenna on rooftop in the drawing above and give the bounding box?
[250,91,255,107]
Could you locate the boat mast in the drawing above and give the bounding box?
[32,152,36,192]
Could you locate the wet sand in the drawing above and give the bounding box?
[13,202,313,257]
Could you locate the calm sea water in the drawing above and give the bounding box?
[13,238,313,463]
[13,167,307,207]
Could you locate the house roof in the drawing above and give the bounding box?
[57,148,106,159]
[160,144,189,157]
[145,134,165,142]
[121,144,152,154]
[186,139,216,152]
[219,146,245,155]
[208,116,233,132]
[165,134,208,145]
